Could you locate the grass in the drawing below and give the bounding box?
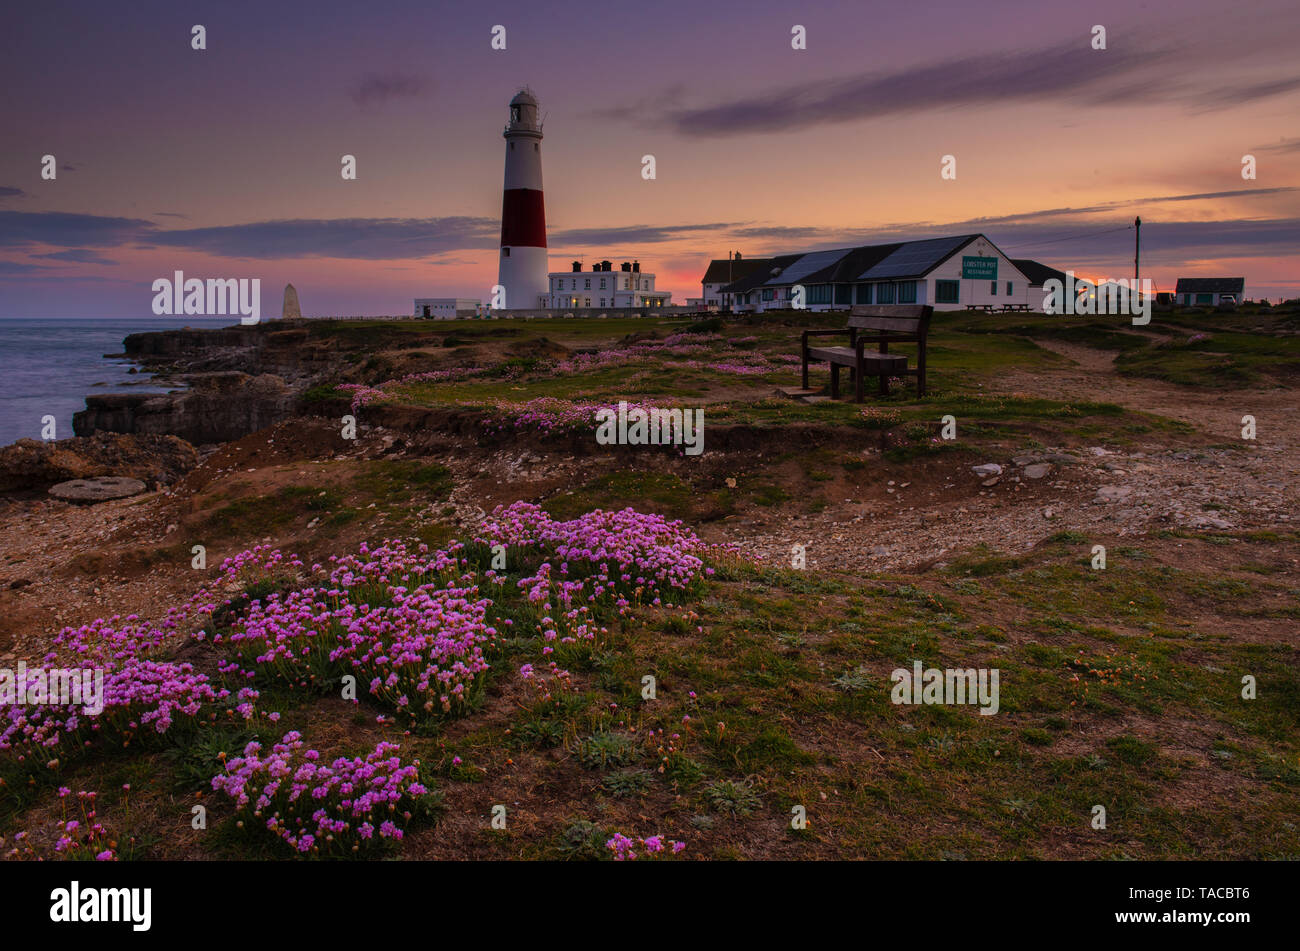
[6,307,1297,861]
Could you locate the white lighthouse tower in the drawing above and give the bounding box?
[497,88,548,310]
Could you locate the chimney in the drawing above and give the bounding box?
[632,261,640,273]
[621,261,632,272]
[571,261,581,272]
[601,260,611,271]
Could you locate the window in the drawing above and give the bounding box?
[898,281,917,303]
[835,284,852,305]
[855,284,872,305]
[762,288,774,301]
[876,282,895,303]
[990,281,998,295]
[1006,281,1013,296]
[600,298,605,307]
[808,284,832,305]
[600,278,606,289]
[584,279,590,289]
[502,248,510,257]
[935,280,959,304]
[585,298,590,307]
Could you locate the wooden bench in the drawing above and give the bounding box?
[800,304,933,401]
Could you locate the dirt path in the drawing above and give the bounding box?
[712,342,1296,573]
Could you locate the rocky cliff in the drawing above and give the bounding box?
[74,372,300,445]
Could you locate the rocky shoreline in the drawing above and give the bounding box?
[71,320,339,446]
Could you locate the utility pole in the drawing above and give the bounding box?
[1134,216,1141,285]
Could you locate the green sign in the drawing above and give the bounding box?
[962,256,998,280]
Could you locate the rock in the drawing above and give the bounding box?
[49,476,147,503]
[981,477,1000,487]
[1023,463,1052,480]
[0,433,200,494]
[1044,453,1077,466]
[1095,485,1133,502]
[74,373,298,444]
[971,463,1003,477]
[1189,515,1231,530]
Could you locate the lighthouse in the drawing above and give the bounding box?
[497,88,548,310]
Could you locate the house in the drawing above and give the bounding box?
[699,253,770,308]
[543,260,672,309]
[1010,259,1069,292]
[717,234,1033,313]
[414,298,483,319]
[1174,278,1245,306]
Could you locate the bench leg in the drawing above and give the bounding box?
[830,364,840,400]
[917,351,926,396]
[854,361,864,402]
[801,350,809,390]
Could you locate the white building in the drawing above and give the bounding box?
[698,253,766,308]
[544,260,672,309]
[718,234,1037,313]
[414,298,484,319]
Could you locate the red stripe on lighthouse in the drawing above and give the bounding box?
[500,189,547,248]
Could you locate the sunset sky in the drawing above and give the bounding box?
[3,0,1299,316]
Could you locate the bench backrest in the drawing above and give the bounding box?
[847,304,933,335]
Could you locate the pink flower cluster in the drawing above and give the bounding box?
[2,645,232,764]
[338,366,488,411]
[4,788,117,861]
[605,832,686,861]
[550,332,777,378]
[210,731,430,856]
[476,397,615,435]
[479,501,711,600]
[211,541,495,721]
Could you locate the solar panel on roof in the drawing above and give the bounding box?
[766,248,853,285]
[858,235,970,280]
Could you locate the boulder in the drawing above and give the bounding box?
[0,433,199,494]
[1095,485,1133,502]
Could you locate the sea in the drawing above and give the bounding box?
[0,316,243,447]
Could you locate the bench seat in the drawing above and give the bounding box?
[799,305,933,402]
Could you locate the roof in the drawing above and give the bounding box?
[701,257,771,285]
[718,234,992,294]
[1174,277,1244,294]
[510,88,538,106]
[719,254,803,294]
[1011,259,1068,287]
